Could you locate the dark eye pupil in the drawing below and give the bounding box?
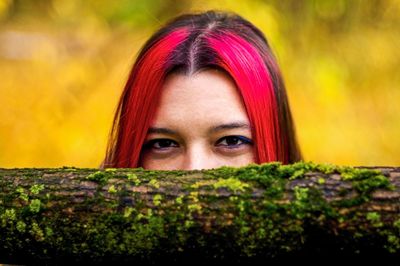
[226,137,239,145]
[157,140,172,148]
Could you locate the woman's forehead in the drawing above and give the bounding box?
[155,71,248,129]
[157,70,248,116]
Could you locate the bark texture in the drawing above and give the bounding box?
[0,162,399,264]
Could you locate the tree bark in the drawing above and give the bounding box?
[0,162,399,264]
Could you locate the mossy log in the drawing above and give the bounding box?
[1,162,400,265]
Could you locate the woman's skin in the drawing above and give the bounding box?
[139,69,256,170]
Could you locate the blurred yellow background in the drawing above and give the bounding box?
[0,0,399,168]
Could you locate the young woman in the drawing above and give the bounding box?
[101,10,302,170]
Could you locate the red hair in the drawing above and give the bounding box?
[206,31,281,163]
[101,11,301,168]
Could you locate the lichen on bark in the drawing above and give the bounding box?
[0,161,399,264]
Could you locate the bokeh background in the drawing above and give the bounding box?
[0,0,399,168]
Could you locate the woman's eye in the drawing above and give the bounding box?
[216,136,253,149]
[145,139,178,150]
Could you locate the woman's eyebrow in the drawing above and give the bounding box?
[147,127,177,135]
[208,122,251,133]
[147,122,250,135]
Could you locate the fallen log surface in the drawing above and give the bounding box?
[0,162,400,265]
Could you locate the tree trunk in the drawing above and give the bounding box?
[0,162,399,264]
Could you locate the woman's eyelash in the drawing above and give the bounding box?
[144,136,253,150]
[216,136,253,148]
[144,139,178,150]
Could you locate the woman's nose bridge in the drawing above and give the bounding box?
[182,143,215,170]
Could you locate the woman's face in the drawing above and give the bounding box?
[139,69,255,170]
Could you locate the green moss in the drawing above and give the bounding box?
[366,212,383,228]
[175,195,184,205]
[86,171,110,184]
[126,173,141,186]
[382,218,400,253]
[293,187,309,201]
[135,209,153,221]
[30,184,45,195]
[188,191,199,202]
[394,219,400,229]
[339,167,389,189]
[1,208,16,226]
[16,220,27,233]
[291,187,313,219]
[148,179,160,189]
[289,169,306,180]
[108,185,117,194]
[0,162,397,261]
[136,170,166,181]
[29,199,41,213]
[184,220,194,229]
[153,194,163,207]
[145,209,153,219]
[315,163,337,174]
[213,177,250,193]
[237,200,246,212]
[201,161,393,256]
[335,197,366,208]
[136,213,145,221]
[29,221,45,242]
[190,180,211,190]
[187,192,202,214]
[334,167,391,207]
[187,203,202,214]
[386,235,400,253]
[229,196,239,202]
[16,187,29,202]
[124,207,134,218]
[235,162,281,185]
[45,226,54,237]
